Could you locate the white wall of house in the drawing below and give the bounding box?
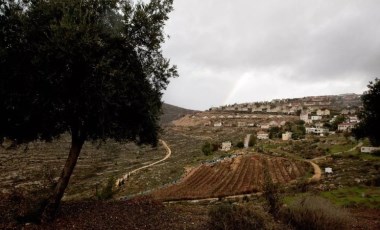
[221,141,232,151]
[282,132,292,141]
[361,147,380,153]
[257,132,269,140]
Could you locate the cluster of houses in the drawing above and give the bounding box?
[337,116,359,132]
[300,107,359,134]
[300,109,331,124]
[210,94,361,115]
[211,103,303,115]
[199,114,289,129]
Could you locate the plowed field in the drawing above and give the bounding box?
[153,154,310,201]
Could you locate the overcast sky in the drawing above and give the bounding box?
[161,0,380,110]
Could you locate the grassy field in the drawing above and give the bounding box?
[321,186,380,208]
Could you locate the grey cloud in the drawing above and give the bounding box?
[162,0,380,109]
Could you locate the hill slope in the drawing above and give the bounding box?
[160,103,197,125]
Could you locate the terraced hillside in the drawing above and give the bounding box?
[0,135,165,200]
[153,155,310,201]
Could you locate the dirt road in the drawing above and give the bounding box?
[116,139,171,186]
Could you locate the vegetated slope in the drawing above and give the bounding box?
[0,135,166,200]
[160,103,197,125]
[152,154,310,201]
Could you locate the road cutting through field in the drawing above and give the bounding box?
[307,160,321,183]
[116,139,171,186]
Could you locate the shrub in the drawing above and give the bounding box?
[202,142,213,155]
[372,150,380,157]
[293,178,310,193]
[96,176,116,200]
[248,135,257,147]
[208,203,278,230]
[236,141,244,148]
[263,170,282,217]
[281,195,351,230]
[0,187,52,226]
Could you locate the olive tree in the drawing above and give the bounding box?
[0,0,177,221]
[353,79,380,146]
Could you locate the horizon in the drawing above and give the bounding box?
[165,92,363,111]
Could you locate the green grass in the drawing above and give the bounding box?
[321,186,380,209]
[329,142,357,154]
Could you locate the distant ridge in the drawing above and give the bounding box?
[160,103,198,125]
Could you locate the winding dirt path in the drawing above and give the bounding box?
[307,160,321,183]
[307,141,363,183]
[116,139,171,186]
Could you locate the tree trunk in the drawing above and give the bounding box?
[40,135,84,222]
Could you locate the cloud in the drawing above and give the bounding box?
[162,0,380,110]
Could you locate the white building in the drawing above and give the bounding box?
[300,112,311,123]
[269,121,279,127]
[221,141,232,151]
[213,122,222,127]
[257,131,269,140]
[360,147,380,153]
[238,107,249,112]
[237,122,246,127]
[349,116,359,123]
[311,115,322,121]
[282,132,292,141]
[337,123,355,132]
[317,109,330,116]
[305,127,329,134]
[325,167,333,174]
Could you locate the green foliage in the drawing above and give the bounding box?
[208,203,277,230]
[202,142,213,155]
[372,150,380,157]
[353,79,380,146]
[291,125,306,140]
[96,177,116,200]
[269,126,281,139]
[0,0,177,145]
[248,135,256,147]
[321,187,380,208]
[236,141,244,148]
[331,115,346,131]
[263,168,282,216]
[281,196,351,230]
[0,0,176,220]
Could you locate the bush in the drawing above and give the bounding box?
[248,135,257,147]
[202,142,213,155]
[293,178,310,193]
[372,150,380,157]
[96,176,116,200]
[236,141,244,148]
[0,187,52,226]
[208,203,278,230]
[263,170,282,217]
[281,196,351,230]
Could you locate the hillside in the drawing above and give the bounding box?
[160,103,198,125]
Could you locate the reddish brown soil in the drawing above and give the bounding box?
[349,208,380,230]
[1,195,379,230]
[153,155,309,201]
[2,196,209,230]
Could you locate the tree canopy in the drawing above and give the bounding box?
[353,79,380,146]
[0,0,177,221]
